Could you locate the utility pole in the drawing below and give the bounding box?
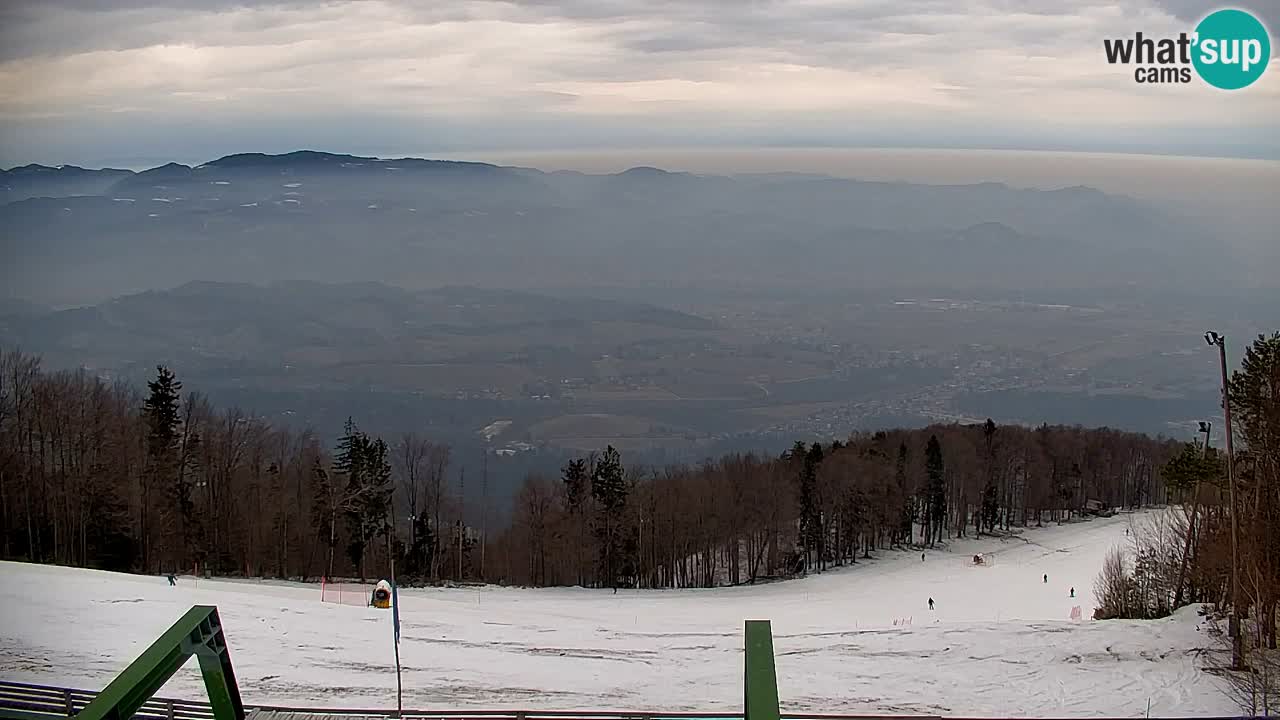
[480,450,487,581]
[1206,331,1244,670]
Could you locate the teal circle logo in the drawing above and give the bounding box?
[1192,8,1271,89]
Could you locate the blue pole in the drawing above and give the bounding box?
[390,555,402,717]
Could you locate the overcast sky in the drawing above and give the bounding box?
[0,0,1277,167]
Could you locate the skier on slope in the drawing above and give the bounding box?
[166,573,176,586]
[921,552,925,562]
[928,597,935,610]
[1070,587,1075,598]
[1043,573,1048,584]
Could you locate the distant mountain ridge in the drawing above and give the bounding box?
[0,149,1248,306]
[4,151,1138,219]
[1,163,134,205]
[3,149,1088,195]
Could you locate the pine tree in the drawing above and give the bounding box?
[793,442,824,569]
[340,426,393,582]
[1162,442,1221,494]
[591,446,626,511]
[1227,332,1280,649]
[925,434,946,547]
[334,417,359,477]
[1230,332,1280,465]
[142,365,182,572]
[562,457,589,585]
[591,445,627,590]
[317,418,395,581]
[144,366,182,452]
[359,435,394,575]
[338,419,368,576]
[806,442,825,565]
[563,458,588,509]
[981,419,1000,535]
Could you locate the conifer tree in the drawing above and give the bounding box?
[142,365,182,572]
[925,434,946,546]
[981,419,1000,534]
[562,457,589,585]
[591,445,627,589]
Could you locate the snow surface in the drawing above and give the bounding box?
[0,513,1233,716]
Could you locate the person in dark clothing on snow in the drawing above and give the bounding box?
[928,597,935,610]
[166,573,176,586]
[1043,573,1048,584]
[1070,587,1075,598]
[921,552,925,562]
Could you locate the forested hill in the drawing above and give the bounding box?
[1,347,1177,587]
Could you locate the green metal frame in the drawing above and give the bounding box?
[77,605,243,720]
[0,604,778,720]
[744,620,780,720]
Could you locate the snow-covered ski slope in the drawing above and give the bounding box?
[0,512,1233,717]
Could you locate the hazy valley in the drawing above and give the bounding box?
[4,151,1271,468]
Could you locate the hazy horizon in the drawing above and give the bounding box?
[11,145,1274,258]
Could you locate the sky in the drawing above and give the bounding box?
[0,0,1278,167]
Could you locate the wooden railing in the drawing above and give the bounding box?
[0,681,216,720]
[0,679,1246,720]
[0,681,926,720]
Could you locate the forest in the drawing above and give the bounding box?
[0,345,1194,590]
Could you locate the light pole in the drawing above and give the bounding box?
[407,513,417,567]
[639,514,645,589]
[1205,331,1243,670]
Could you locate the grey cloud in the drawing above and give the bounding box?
[13,0,316,9]
[1153,0,1279,29]
[0,1,478,61]
[0,0,1154,66]
[0,0,1276,164]
[0,4,282,60]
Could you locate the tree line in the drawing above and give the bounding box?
[1,346,1182,587]
[0,350,451,581]
[491,418,1174,589]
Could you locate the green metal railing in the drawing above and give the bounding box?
[54,606,243,720]
[1,606,783,720]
